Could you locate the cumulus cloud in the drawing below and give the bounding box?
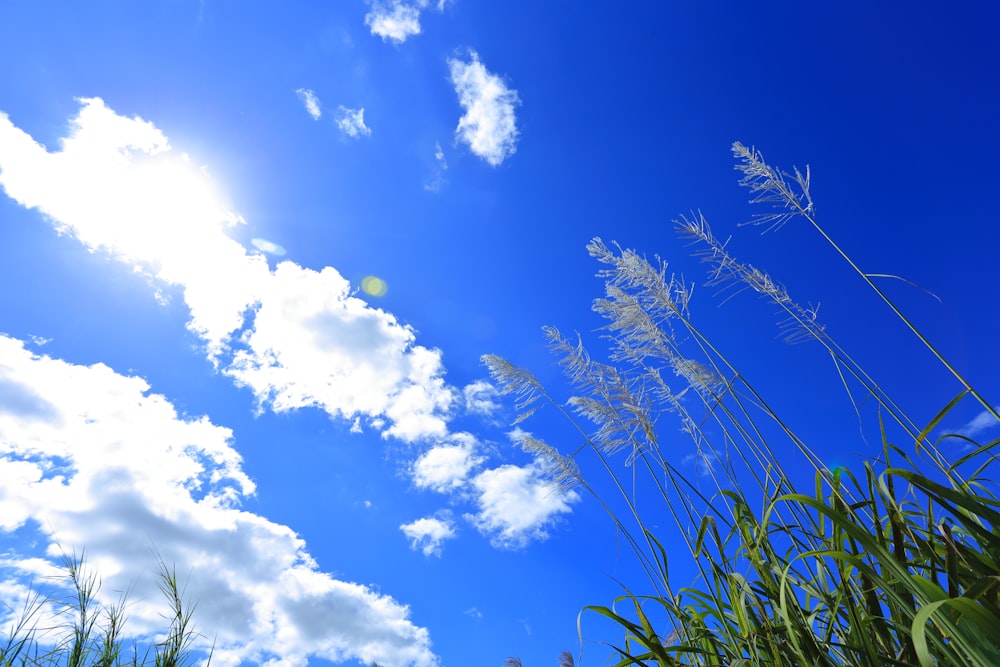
[0,98,575,555]
[226,261,453,442]
[0,98,450,443]
[448,51,520,166]
[365,0,431,44]
[400,514,456,557]
[336,106,371,138]
[466,461,579,549]
[462,380,499,416]
[412,434,482,492]
[0,335,436,667]
[296,88,322,120]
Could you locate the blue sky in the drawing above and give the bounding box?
[0,2,997,667]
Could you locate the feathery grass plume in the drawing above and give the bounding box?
[545,327,658,459]
[677,211,826,345]
[516,432,584,492]
[493,144,1000,666]
[481,354,547,425]
[499,650,575,667]
[732,142,813,231]
[734,141,999,424]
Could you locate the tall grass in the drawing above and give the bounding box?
[0,554,207,667]
[485,144,1000,666]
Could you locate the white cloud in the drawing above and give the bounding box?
[400,514,456,557]
[466,461,579,549]
[365,0,428,44]
[295,88,322,120]
[462,380,499,416]
[448,51,520,166]
[412,434,482,492]
[424,142,448,193]
[0,98,269,357]
[0,335,436,667]
[336,106,371,138]
[464,607,482,619]
[226,261,454,442]
[681,449,717,477]
[251,237,286,256]
[0,98,452,443]
[957,408,1000,438]
[0,98,579,559]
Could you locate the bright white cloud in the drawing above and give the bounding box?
[462,380,499,416]
[448,51,520,166]
[0,335,436,667]
[365,0,428,44]
[0,98,453,443]
[400,514,456,557]
[466,462,579,549]
[412,434,482,492]
[336,106,371,138]
[295,88,322,120]
[0,99,269,357]
[226,261,454,442]
[0,98,578,559]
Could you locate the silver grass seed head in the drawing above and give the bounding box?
[732,141,814,231]
[518,434,583,491]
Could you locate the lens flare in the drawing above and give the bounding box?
[361,275,388,297]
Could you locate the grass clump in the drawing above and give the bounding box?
[486,144,1000,666]
[1,553,207,667]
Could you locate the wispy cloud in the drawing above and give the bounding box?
[400,514,457,557]
[0,335,436,667]
[424,141,448,192]
[296,88,322,120]
[956,407,1000,438]
[448,50,520,166]
[462,380,499,416]
[251,237,286,256]
[336,106,371,138]
[682,449,718,477]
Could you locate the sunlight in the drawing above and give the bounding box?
[100,151,241,282]
[8,98,275,349]
[26,99,247,291]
